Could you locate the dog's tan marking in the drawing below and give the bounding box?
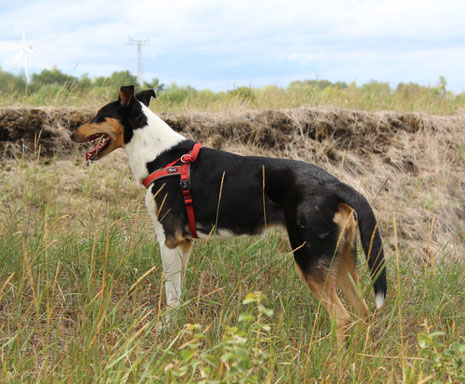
[72,118,125,159]
[333,203,370,318]
[106,118,125,148]
[119,87,133,106]
[337,257,370,318]
[165,232,193,254]
[296,263,350,339]
[293,203,371,339]
[180,238,193,254]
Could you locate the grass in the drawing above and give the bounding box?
[1,79,465,115]
[0,152,464,383]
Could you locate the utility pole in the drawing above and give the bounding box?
[127,37,150,85]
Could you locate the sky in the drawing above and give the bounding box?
[1,0,465,92]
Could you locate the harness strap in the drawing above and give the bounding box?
[142,143,202,238]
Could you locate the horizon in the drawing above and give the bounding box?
[1,66,456,95]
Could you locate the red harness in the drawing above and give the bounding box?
[142,143,202,238]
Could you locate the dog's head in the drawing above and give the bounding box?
[71,85,156,161]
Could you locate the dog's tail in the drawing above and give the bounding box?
[331,182,387,309]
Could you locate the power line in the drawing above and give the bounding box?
[127,37,150,85]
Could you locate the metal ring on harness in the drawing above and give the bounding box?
[180,154,189,163]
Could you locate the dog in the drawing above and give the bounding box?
[71,85,387,337]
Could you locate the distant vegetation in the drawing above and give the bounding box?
[1,67,464,114]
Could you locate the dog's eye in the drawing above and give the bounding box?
[91,115,106,124]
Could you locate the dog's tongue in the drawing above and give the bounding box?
[85,135,108,161]
[85,147,97,161]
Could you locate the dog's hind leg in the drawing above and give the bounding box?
[287,224,350,338]
[333,203,370,318]
[301,268,351,338]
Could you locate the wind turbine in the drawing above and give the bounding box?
[15,21,33,84]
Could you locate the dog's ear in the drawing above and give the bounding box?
[119,85,135,107]
[135,89,156,107]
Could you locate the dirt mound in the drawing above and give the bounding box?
[0,106,455,160]
[162,108,446,155]
[0,107,93,158]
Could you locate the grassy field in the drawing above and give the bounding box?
[1,78,465,115]
[0,146,464,383]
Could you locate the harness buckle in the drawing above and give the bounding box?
[180,179,191,190]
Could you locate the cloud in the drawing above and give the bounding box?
[0,0,464,91]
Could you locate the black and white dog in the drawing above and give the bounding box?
[71,86,386,337]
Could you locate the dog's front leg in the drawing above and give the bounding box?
[160,244,185,315]
[146,190,193,327]
[159,239,193,328]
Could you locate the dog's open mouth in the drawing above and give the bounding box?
[85,133,111,161]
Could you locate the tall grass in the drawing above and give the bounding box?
[1,78,464,115]
[0,153,464,383]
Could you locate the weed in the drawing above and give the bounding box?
[416,321,465,383]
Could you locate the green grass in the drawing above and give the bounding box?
[0,156,464,383]
[1,78,465,115]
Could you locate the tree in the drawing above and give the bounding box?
[143,78,164,93]
[108,70,139,88]
[0,67,26,94]
[30,67,78,90]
